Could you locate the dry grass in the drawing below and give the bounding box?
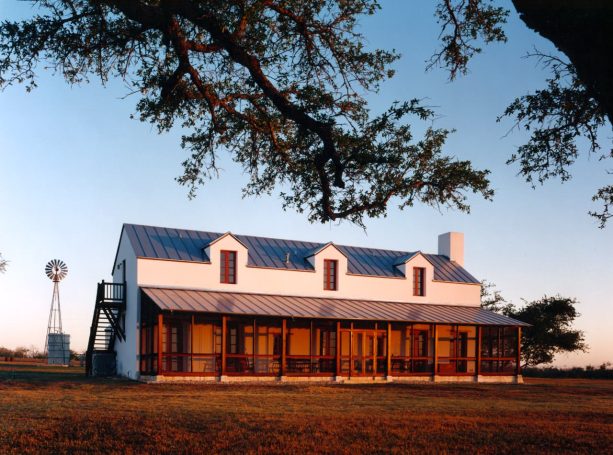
[1,362,612,454]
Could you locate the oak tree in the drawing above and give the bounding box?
[430,0,613,227]
[1,1,611,226]
[0,0,494,227]
[481,283,587,367]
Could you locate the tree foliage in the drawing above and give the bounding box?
[1,1,611,226]
[479,279,511,313]
[430,0,613,228]
[429,0,508,80]
[0,0,493,227]
[481,282,587,367]
[0,253,7,273]
[508,296,588,368]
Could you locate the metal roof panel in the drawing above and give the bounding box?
[141,288,527,326]
[126,224,480,283]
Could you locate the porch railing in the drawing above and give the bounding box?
[286,355,335,374]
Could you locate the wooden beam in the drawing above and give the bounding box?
[433,324,438,377]
[157,312,163,376]
[476,325,482,377]
[387,322,392,377]
[253,319,256,373]
[149,303,154,373]
[373,323,377,377]
[221,316,227,376]
[349,322,354,378]
[516,327,522,376]
[281,319,287,377]
[190,314,194,374]
[310,320,314,374]
[137,305,142,374]
[335,321,341,376]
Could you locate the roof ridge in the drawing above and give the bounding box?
[124,223,429,257]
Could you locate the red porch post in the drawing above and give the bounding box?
[516,326,522,376]
[335,320,341,376]
[253,319,256,373]
[157,313,163,376]
[309,320,314,374]
[386,322,392,378]
[349,322,354,378]
[373,323,377,376]
[190,314,194,374]
[476,325,482,378]
[281,318,287,377]
[221,316,227,376]
[433,323,438,377]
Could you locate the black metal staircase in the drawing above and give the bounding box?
[85,281,126,376]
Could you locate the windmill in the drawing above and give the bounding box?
[44,259,70,365]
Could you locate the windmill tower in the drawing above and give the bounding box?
[44,259,70,365]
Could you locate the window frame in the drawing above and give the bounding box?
[323,259,338,291]
[220,250,237,284]
[413,267,426,296]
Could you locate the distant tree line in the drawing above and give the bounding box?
[0,346,80,361]
[523,363,613,380]
[0,346,45,360]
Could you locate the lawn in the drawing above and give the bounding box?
[1,363,611,454]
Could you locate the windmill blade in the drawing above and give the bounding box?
[45,259,68,281]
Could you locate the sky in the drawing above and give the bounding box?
[0,1,611,367]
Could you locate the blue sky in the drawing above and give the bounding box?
[0,1,611,366]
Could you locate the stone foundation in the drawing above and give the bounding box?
[139,374,522,384]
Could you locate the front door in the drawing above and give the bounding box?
[351,330,381,376]
[340,327,387,377]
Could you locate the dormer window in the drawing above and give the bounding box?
[220,250,237,284]
[324,259,338,291]
[413,267,425,296]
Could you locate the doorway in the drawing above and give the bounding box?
[341,327,387,376]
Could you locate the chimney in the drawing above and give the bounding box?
[438,232,464,266]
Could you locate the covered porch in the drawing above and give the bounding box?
[139,288,525,382]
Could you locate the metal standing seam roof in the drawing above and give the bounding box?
[122,224,480,283]
[141,287,528,326]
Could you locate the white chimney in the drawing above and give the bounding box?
[438,232,464,267]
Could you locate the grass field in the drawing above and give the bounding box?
[1,362,612,454]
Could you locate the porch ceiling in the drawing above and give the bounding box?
[141,287,528,327]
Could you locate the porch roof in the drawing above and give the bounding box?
[141,287,528,326]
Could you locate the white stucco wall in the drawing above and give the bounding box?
[135,235,481,306]
[112,231,139,380]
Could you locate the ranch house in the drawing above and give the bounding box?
[85,224,527,383]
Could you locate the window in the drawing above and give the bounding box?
[436,325,477,375]
[390,323,434,374]
[480,326,518,374]
[220,250,237,284]
[413,267,426,296]
[413,329,429,357]
[324,259,338,290]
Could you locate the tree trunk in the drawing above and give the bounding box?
[512,0,613,123]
